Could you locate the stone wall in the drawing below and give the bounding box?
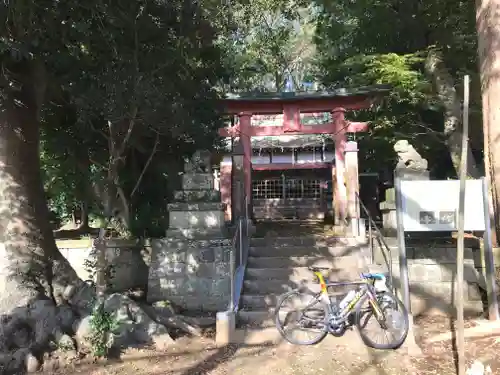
[56,239,150,293]
[147,238,231,311]
[372,241,488,316]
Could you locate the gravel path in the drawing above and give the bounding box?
[42,316,500,375]
[48,337,413,375]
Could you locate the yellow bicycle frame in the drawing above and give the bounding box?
[313,270,384,319]
[313,270,328,293]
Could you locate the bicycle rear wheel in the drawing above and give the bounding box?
[275,290,328,345]
[355,290,409,350]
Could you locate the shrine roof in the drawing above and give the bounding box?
[222,85,391,114]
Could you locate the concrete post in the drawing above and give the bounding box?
[215,310,236,345]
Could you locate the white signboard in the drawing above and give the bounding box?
[399,179,486,231]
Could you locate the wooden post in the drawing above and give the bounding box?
[456,75,469,375]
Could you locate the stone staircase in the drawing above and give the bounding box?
[238,234,372,327]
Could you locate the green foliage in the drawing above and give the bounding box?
[223,0,318,91]
[317,51,448,175]
[313,0,480,177]
[83,244,119,357]
[1,0,233,234]
[88,303,119,358]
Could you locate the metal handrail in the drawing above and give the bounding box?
[229,195,251,312]
[229,219,242,311]
[356,193,394,289]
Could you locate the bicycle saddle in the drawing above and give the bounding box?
[308,266,331,272]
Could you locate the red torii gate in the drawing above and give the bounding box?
[218,86,390,228]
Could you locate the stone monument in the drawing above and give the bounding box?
[381,140,430,235]
[393,140,430,180]
[167,150,227,238]
[147,150,232,311]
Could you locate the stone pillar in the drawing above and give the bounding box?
[238,113,252,208]
[167,151,226,238]
[382,140,430,236]
[345,141,361,236]
[332,108,348,225]
[220,156,232,222]
[213,169,220,192]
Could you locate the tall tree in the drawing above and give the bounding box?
[0,0,85,309]
[0,0,229,311]
[224,0,317,92]
[476,0,500,241]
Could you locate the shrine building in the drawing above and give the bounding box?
[217,86,390,232]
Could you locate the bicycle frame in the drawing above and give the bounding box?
[311,270,385,321]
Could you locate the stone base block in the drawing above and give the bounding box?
[169,209,225,230]
[182,173,213,190]
[174,190,221,202]
[147,238,231,311]
[409,294,483,317]
[166,228,229,240]
[395,169,430,180]
[381,209,397,234]
[392,282,484,317]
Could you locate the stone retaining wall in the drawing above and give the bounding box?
[147,238,232,312]
[56,239,150,293]
[372,242,489,316]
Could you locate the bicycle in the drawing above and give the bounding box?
[274,266,409,349]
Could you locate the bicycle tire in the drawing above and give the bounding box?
[275,290,329,345]
[355,289,409,350]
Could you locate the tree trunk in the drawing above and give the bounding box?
[476,0,500,243]
[425,49,481,178]
[76,201,90,231]
[0,60,83,314]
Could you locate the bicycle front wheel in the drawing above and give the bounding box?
[355,289,409,350]
[275,290,329,345]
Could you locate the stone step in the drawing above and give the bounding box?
[243,278,358,295]
[240,293,348,309]
[249,245,366,258]
[247,255,367,270]
[246,267,312,281]
[238,310,276,327]
[241,289,355,310]
[241,294,281,310]
[250,236,360,248]
[245,267,364,282]
[243,280,319,295]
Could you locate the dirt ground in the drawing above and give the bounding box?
[42,316,500,375]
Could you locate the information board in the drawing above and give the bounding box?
[399,179,486,231]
